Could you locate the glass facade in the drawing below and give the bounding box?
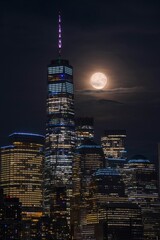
[44,58,75,236]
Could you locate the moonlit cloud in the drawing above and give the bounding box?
[76,86,145,95]
[98,99,123,105]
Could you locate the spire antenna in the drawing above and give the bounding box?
[58,12,62,57]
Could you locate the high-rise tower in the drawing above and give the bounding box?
[72,140,105,239]
[101,130,127,160]
[124,155,160,239]
[44,13,75,238]
[0,133,44,219]
[75,117,94,146]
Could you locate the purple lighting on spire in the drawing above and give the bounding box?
[58,12,62,56]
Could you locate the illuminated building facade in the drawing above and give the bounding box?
[124,155,158,204]
[101,130,127,160]
[124,155,160,239]
[95,202,143,240]
[44,58,75,217]
[72,140,105,239]
[75,117,94,146]
[73,139,105,199]
[0,132,44,220]
[44,14,75,239]
[87,168,143,240]
[73,166,143,240]
[92,168,125,198]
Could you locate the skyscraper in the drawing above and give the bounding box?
[73,139,105,200]
[89,168,143,240]
[101,130,127,160]
[75,117,94,146]
[0,132,44,219]
[44,13,75,238]
[94,202,143,240]
[124,155,160,239]
[124,155,158,204]
[72,139,105,239]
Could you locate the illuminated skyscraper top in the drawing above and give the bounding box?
[58,12,62,57]
[44,13,75,239]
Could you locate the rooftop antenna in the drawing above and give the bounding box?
[58,12,62,58]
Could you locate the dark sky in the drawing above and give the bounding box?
[1,0,160,161]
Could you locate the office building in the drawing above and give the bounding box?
[94,202,143,240]
[92,167,125,198]
[124,155,158,204]
[89,168,143,240]
[75,117,94,146]
[72,140,105,239]
[124,155,160,239]
[44,13,75,239]
[0,132,44,220]
[73,166,143,240]
[101,130,127,160]
[73,139,105,198]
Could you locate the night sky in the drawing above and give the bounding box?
[1,0,160,161]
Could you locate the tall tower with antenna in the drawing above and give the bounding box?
[58,12,62,56]
[44,12,75,239]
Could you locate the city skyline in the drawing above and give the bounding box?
[1,0,160,161]
[1,2,160,239]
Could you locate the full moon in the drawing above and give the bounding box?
[90,72,107,89]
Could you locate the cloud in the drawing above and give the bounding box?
[98,99,123,105]
[105,86,145,94]
[76,86,145,95]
